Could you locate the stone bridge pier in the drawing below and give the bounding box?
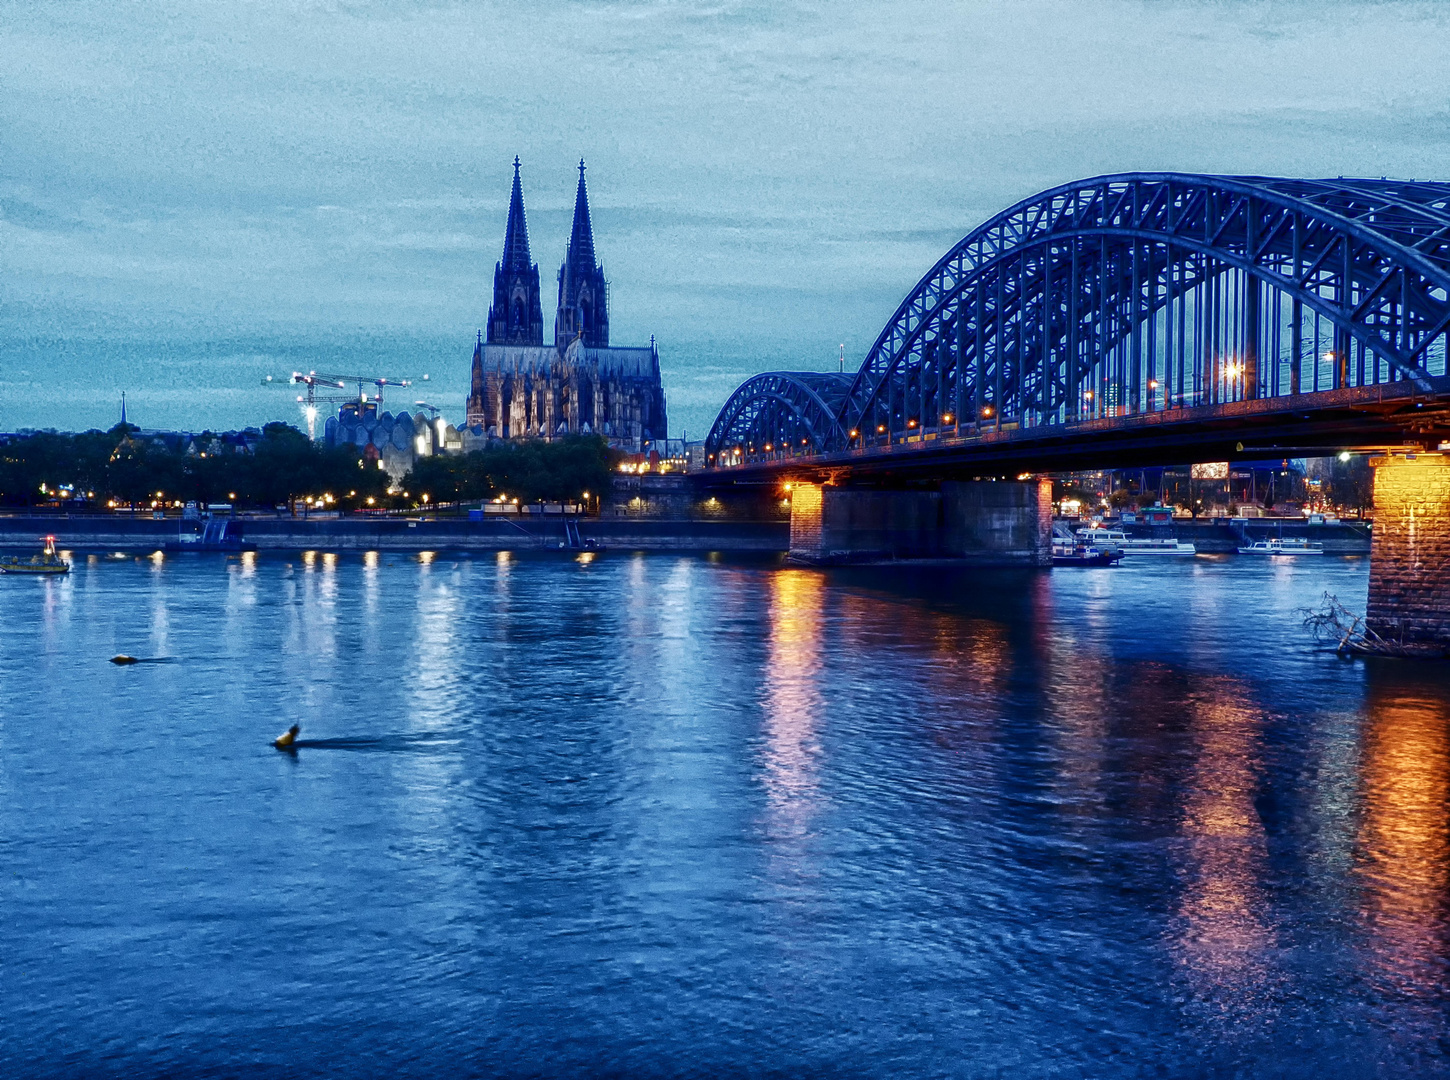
[787,478,1052,566]
[1367,453,1450,651]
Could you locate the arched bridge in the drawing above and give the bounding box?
[706,173,1450,479]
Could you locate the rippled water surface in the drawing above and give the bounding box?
[2,550,1448,1077]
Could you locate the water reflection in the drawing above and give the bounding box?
[1358,668,1450,994]
[1172,678,1276,1000]
[5,552,1449,1074]
[763,569,826,831]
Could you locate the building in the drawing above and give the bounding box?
[465,159,667,448]
[325,401,461,482]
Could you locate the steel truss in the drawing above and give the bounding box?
[705,371,852,467]
[706,173,1450,465]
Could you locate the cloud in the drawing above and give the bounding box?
[2,0,1448,434]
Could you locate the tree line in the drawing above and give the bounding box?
[0,423,391,509]
[0,424,615,510]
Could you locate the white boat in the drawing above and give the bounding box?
[1237,537,1325,556]
[1075,528,1196,556]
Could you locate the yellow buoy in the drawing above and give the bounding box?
[273,724,300,749]
[110,655,140,665]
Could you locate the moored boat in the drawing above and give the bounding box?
[1237,537,1325,556]
[0,536,71,575]
[1075,528,1196,556]
[1053,537,1123,567]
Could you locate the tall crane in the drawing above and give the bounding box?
[266,371,427,439]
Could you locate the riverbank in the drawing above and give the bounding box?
[0,513,1370,557]
[1119,519,1373,554]
[0,514,789,553]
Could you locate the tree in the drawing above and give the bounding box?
[402,435,616,505]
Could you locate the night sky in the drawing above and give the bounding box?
[3,0,1448,436]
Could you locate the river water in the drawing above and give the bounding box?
[2,550,1447,1077]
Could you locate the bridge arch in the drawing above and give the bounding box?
[704,371,852,465]
[710,173,1450,464]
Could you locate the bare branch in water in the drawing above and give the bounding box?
[1299,592,1444,659]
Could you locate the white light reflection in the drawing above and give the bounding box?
[362,550,380,620]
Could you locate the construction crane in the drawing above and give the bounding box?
[264,371,429,439]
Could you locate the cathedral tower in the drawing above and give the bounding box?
[487,158,545,345]
[555,160,610,349]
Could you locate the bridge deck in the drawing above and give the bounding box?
[703,376,1450,483]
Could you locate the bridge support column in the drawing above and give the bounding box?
[787,479,1051,566]
[1366,453,1450,652]
[787,483,941,563]
[942,478,1053,566]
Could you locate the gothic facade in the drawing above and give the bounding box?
[467,160,666,447]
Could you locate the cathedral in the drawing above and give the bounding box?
[465,159,668,448]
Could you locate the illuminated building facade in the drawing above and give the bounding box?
[466,159,667,448]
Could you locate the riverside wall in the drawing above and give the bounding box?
[0,514,789,553]
[0,514,1367,557]
[0,467,1370,558]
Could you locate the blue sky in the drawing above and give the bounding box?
[3,0,1449,436]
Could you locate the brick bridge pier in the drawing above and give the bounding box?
[1367,453,1450,652]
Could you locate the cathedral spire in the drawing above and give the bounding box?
[555,159,608,348]
[487,156,545,345]
[502,156,532,272]
[567,159,596,271]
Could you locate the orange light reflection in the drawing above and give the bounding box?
[763,569,826,832]
[1357,680,1450,995]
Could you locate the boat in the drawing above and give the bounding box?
[164,516,257,553]
[1076,528,1196,556]
[1237,537,1325,556]
[0,536,71,575]
[1053,536,1122,567]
